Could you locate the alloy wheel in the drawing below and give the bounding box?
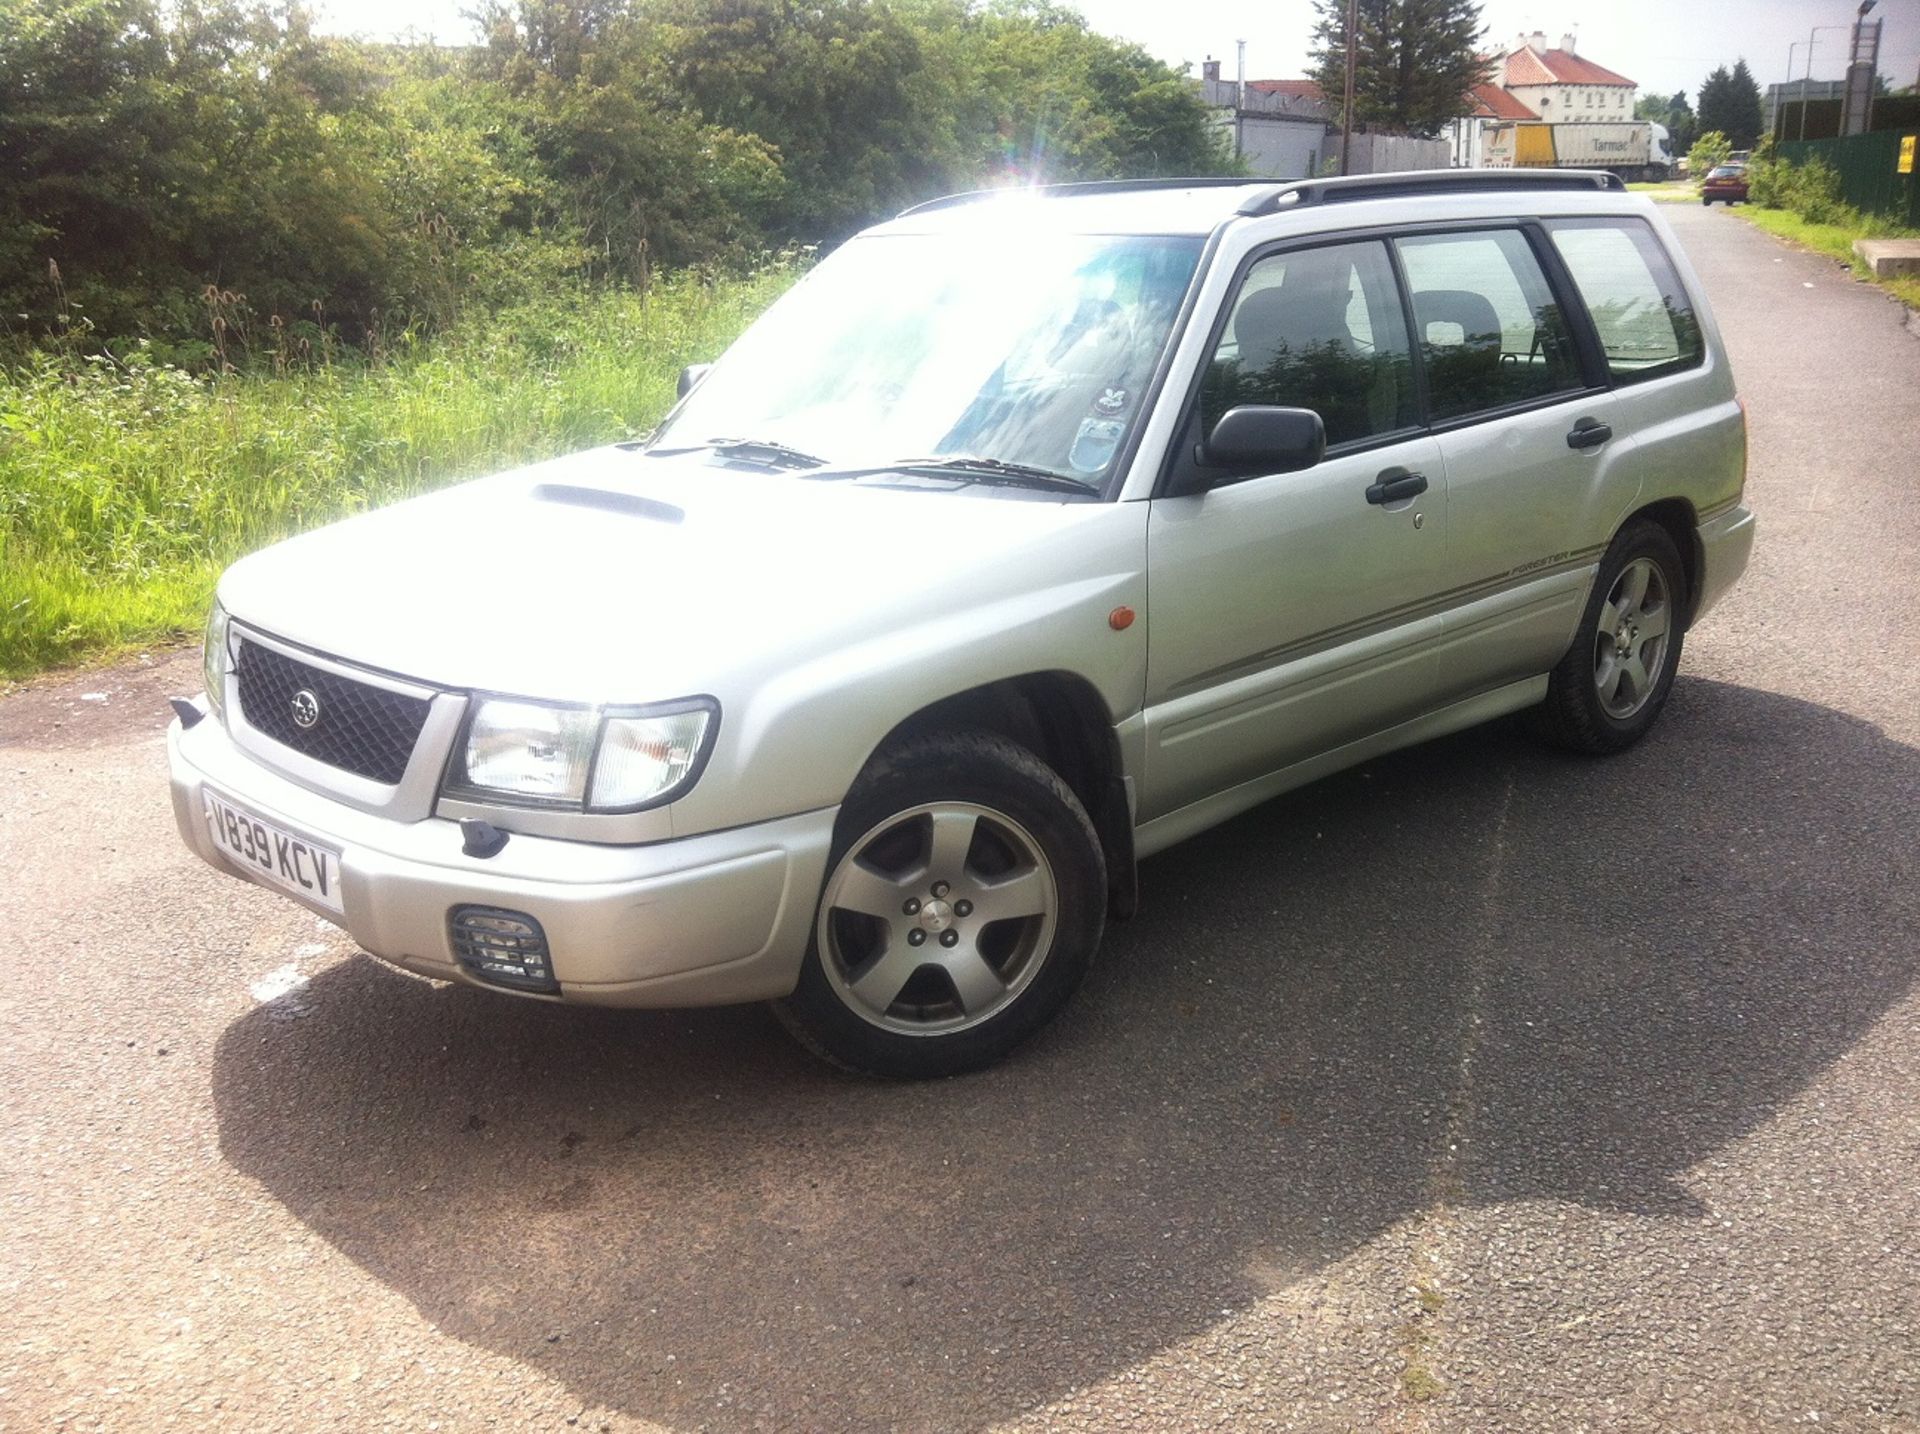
[816,802,1059,1035]
[1594,556,1672,720]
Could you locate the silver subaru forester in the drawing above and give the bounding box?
[169,172,1754,1077]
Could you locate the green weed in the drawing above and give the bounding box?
[0,267,796,675]
[1734,207,1920,313]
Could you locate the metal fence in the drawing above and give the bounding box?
[1779,130,1920,230]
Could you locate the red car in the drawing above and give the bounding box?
[1701,165,1749,205]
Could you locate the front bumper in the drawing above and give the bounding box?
[169,713,836,1006]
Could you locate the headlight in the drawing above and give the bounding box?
[448,697,717,811]
[202,599,231,724]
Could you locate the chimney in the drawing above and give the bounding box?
[1202,56,1221,82]
[1560,32,1576,54]
[1528,30,1547,54]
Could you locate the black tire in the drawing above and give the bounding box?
[774,729,1106,1078]
[1534,520,1689,755]
[1701,196,1712,206]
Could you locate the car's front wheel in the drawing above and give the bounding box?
[775,730,1105,1078]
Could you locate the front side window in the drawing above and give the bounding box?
[1200,239,1416,449]
[1394,228,1583,422]
[1548,218,1704,382]
[655,228,1203,486]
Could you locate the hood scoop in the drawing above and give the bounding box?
[532,483,684,524]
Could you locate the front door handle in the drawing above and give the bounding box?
[1567,417,1613,450]
[1366,468,1428,505]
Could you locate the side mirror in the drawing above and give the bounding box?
[677,363,712,399]
[1202,405,1325,478]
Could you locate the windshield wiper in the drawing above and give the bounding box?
[809,455,1100,497]
[637,437,828,470]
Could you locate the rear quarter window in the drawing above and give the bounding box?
[1547,218,1704,385]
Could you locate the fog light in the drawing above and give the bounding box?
[449,906,558,993]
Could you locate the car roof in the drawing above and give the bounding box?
[868,172,1632,238]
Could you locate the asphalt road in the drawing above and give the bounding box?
[4,202,1919,1433]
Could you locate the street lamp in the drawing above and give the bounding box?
[1796,23,1851,141]
[1856,1,1879,137]
[1786,39,1811,136]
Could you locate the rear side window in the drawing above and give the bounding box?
[1393,229,1583,423]
[1547,218,1704,383]
[1201,239,1417,449]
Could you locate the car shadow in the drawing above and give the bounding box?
[211,677,1920,1431]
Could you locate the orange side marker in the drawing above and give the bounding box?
[1108,606,1136,631]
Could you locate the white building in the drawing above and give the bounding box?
[1500,31,1636,123]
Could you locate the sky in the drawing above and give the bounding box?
[310,0,1920,106]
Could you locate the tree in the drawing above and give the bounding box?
[1636,88,1696,154]
[938,3,1235,187]
[1725,60,1764,148]
[1695,66,1730,141]
[0,0,1239,350]
[1306,0,1487,139]
[0,0,404,340]
[1697,60,1763,149]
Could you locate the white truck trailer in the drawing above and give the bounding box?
[1483,121,1667,182]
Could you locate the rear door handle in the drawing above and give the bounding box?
[1567,418,1613,450]
[1366,468,1428,505]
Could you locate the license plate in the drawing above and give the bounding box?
[204,791,344,916]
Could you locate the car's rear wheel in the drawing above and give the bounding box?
[1534,520,1688,755]
[774,730,1105,1078]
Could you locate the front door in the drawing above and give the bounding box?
[1140,237,1449,825]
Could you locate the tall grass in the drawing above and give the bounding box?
[1737,145,1920,316]
[0,267,796,676]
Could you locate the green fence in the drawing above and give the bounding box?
[1779,130,1920,230]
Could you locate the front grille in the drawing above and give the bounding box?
[235,639,430,784]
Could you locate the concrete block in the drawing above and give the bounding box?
[1853,239,1920,278]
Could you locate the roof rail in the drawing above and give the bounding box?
[896,177,1261,219]
[894,168,1627,222]
[1238,168,1625,215]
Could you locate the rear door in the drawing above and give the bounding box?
[1392,225,1630,704]
[1541,214,1731,533]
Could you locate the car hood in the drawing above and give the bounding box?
[218,447,1137,704]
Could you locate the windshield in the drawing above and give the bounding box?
[653,229,1204,487]
[1707,166,1744,179]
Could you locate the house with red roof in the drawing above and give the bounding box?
[1467,82,1539,123]
[1500,31,1637,123]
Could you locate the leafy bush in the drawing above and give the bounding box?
[1745,139,1890,232]
[1745,135,1785,207]
[1688,130,1732,178]
[0,0,1234,356]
